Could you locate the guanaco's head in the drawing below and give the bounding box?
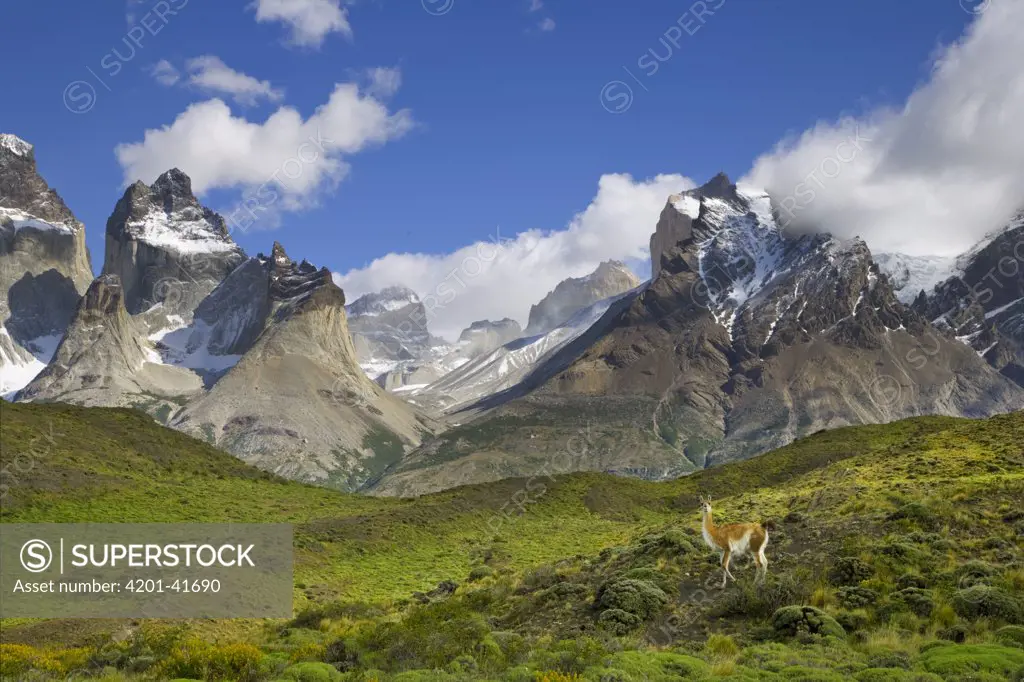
[698,494,712,515]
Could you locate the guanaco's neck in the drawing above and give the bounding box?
[702,509,716,533]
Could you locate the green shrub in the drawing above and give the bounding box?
[160,640,267,681]
[447,654,478,674]
[280,662,343,682]
[356,600,492,671]
[892,588,935,618]
[995,624,1024,648]
[770,606,846,639]
[491,632,528,665]
[468,565,495,582]
[528,637,607,675]
[895,574,927,590]
[866,651,911,670]
[938,624,968,643]
[830,557,873,586]
[951,560,999,589]
[835,609,870,633]
[635,529,696,556]
[919,643,1024,677]
[621,567,674,593]
[600,650,709,681]
[837,586,878,609]
[713,574,809,620]
[952,585,1022,623]
[886,502,939,530]
[704,633,740,660]
[537,581,589,603]
[854,670,943,682]
[598,608,643,635]
[595,579,668,619]
[323,639,359,671]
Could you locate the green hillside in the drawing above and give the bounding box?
[1,401,1023,681]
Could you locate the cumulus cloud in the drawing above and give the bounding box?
[184,56,284,106]
[150,59,181,86]
[365,67,402,99]
[251,0,351,48]
[115,76,413,212]
[335,173,693,340]
[744,1,1024,257]
[538,18,556,32]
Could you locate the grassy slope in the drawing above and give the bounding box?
[2,401,1023,680]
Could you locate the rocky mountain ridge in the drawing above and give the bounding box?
[0,134,93,395]
[524,259,640,335]
[5,136,430,491]
[5,133,1022,499]
[369,174,1024,496]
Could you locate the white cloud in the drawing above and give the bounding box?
[744,1,1024,257]
[335,173,693,340]
[115,76,413,213]
[185,56,283,106]
[528,0,543,11]
[538,17,556,32]
[150,59,181,86]
[251,0,351,48]
[365,67,401,99]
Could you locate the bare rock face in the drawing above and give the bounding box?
[0,134,94,395]
[17,274,201,405]
[173,243,434,492]
[458,318,522,355]
[346,285,445,379]
[913,210,1024,387]
[525,261,641,336]
[371,175,1023,497]
[103,168,246,326]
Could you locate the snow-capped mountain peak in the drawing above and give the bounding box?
[346,285,422,318]
[115,170,236,255]
[874,252,955,303]
[0,133,33,158]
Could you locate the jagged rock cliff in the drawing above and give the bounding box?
[172,244,434,491]
[18,274,202,405]
[103,168,246,328]
[525,260,640,335]
[0,134,93,395]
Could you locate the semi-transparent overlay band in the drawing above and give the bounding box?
[0,523,293,618]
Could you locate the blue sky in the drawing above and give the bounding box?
[4,0,1018,338]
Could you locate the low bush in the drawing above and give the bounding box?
[713,575,809,620]
[952,585,1022,623]
[468,565,495,582]
[892,588,935,618]
[159,640,267,681]
[279,661,344,681]
[356,600,494,672]
[919,643,1024,678]
[595,578,668,619]
[770,606,846,639]
[0,643,90,677]
[835,609,870,633]
[528,637,607,675]
[995,624,1024,648]
[837,586,878,609]
[598,608,643,635]
[830,557,873,586]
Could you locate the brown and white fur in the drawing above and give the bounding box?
[699,495,768,588]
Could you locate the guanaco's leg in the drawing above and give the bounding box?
[720,550,732,588]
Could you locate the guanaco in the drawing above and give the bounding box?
[698,494,768,588]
